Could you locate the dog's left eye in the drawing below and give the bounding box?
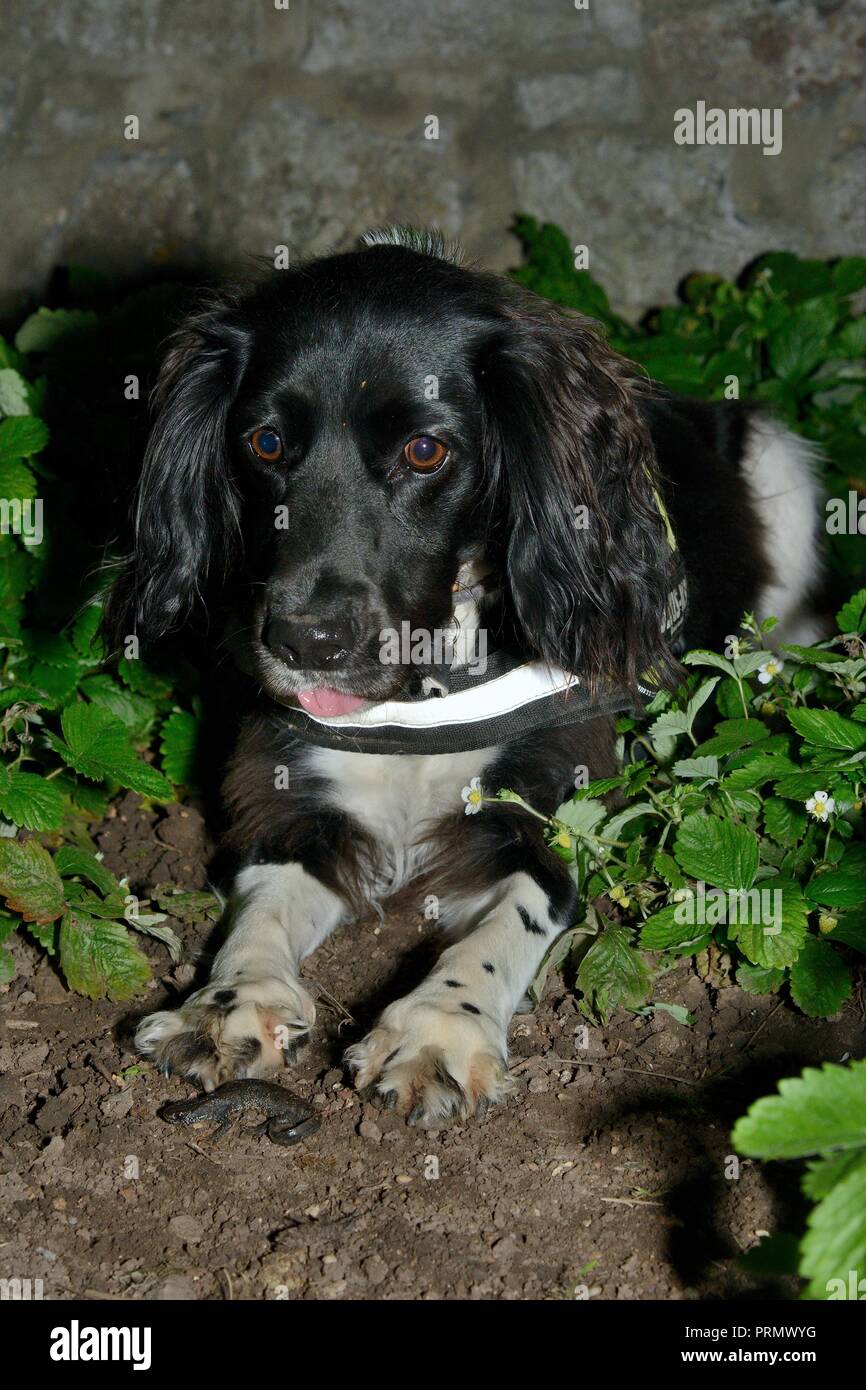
[403,436,448,472]
[249,428,283,463]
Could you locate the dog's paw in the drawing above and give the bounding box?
[344,998,509,1128]
[135,977,316,1089]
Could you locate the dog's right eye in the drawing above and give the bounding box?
[249,428,283,463]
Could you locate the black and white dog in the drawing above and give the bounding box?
[109,228,820,1126]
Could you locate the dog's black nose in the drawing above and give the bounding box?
[263,614,353,668]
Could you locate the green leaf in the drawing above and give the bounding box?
[733,1058,866,1159]
[836,589,866,635]
[160,709,200,786]
[71,603,105,663]
[653,850,685,890]
[603,802,662,841]
[0,838,66,923]
[789,936,853,1017]
[0,946,13,984]
[694,718,769,757]
[826,911,866,954]
[806,848,866,909]
[554,797,607,838]
[673,812,758,891]
[768,295,839,381]
[832,256,866,295]
[763,796,807,847]
[155,889,222,924]
[639,902,711,953]
[80,674,157,742]
[59,910,150,1001]
[0,415,49,461]
[801,1158,866,1299]
[736,960,786,995]
[14,307,98,354]
[576,921,652,1024]
[53,702,173,800]
[53,845,119,897]
[117,656,172,700]
[802,1149,866,1201]
[724,753,797,790]
[787,707,866,751]
[0,456,38,502]
[672,755,719,780]
[727,878,808,969]
[0,368,31,417]
[0,767,65,831]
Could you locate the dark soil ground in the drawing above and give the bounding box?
[1,795,863,1301]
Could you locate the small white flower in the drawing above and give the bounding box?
[805,790,835,822]
[757,656,784,685]
[461,776,484,816]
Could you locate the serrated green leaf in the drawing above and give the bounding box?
[802,1149,866,1202]
[694,718,770,757]
[0,368,30,417]
[54,702,172,800]
[155,889,222,923]
[576,921,652,1023]
[160,709,200,786]
[0,837,65,922]
[0,767,65,830]
[763,796,807,847]
[787,707,866,751]
[672,755,719,780]
[733,1058,866,1159]
[725,754,798,792]
[801,1159,866,1299]
[554,797,607,838]
[80,674,157,742]
[639,901,711,952]
[117,656,172,700]
[653,850,685,890]
[71,603,105,663]
[683,649,737,679]
[836,589,866,635]
[0,415,49,461]
[59,910,150,1001]
[736,960,786,995]
[674,812,758,891]
[0,456,38,502]
[14,307,98,354]
[806,848,866,909]
[826,910,866,954]
[789,936,853,1017]
[54,845,119,897]
[727,878,807,969]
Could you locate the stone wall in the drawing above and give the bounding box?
[1,0,863,320]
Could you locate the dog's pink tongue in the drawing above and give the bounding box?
[297,688,366,718]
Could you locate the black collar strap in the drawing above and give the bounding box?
[277,554,689,756]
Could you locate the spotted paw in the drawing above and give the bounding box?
[344,998,509,1128]
[135,976,316,1089]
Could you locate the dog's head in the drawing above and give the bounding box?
[107,228,678,711]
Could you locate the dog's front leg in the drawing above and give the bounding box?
[346,861,575,1128]
[136,862,348,1087]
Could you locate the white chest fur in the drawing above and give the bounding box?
[304,744,497,893]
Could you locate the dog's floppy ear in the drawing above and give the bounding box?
[104,293,250,650]
[478,295,679,693]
